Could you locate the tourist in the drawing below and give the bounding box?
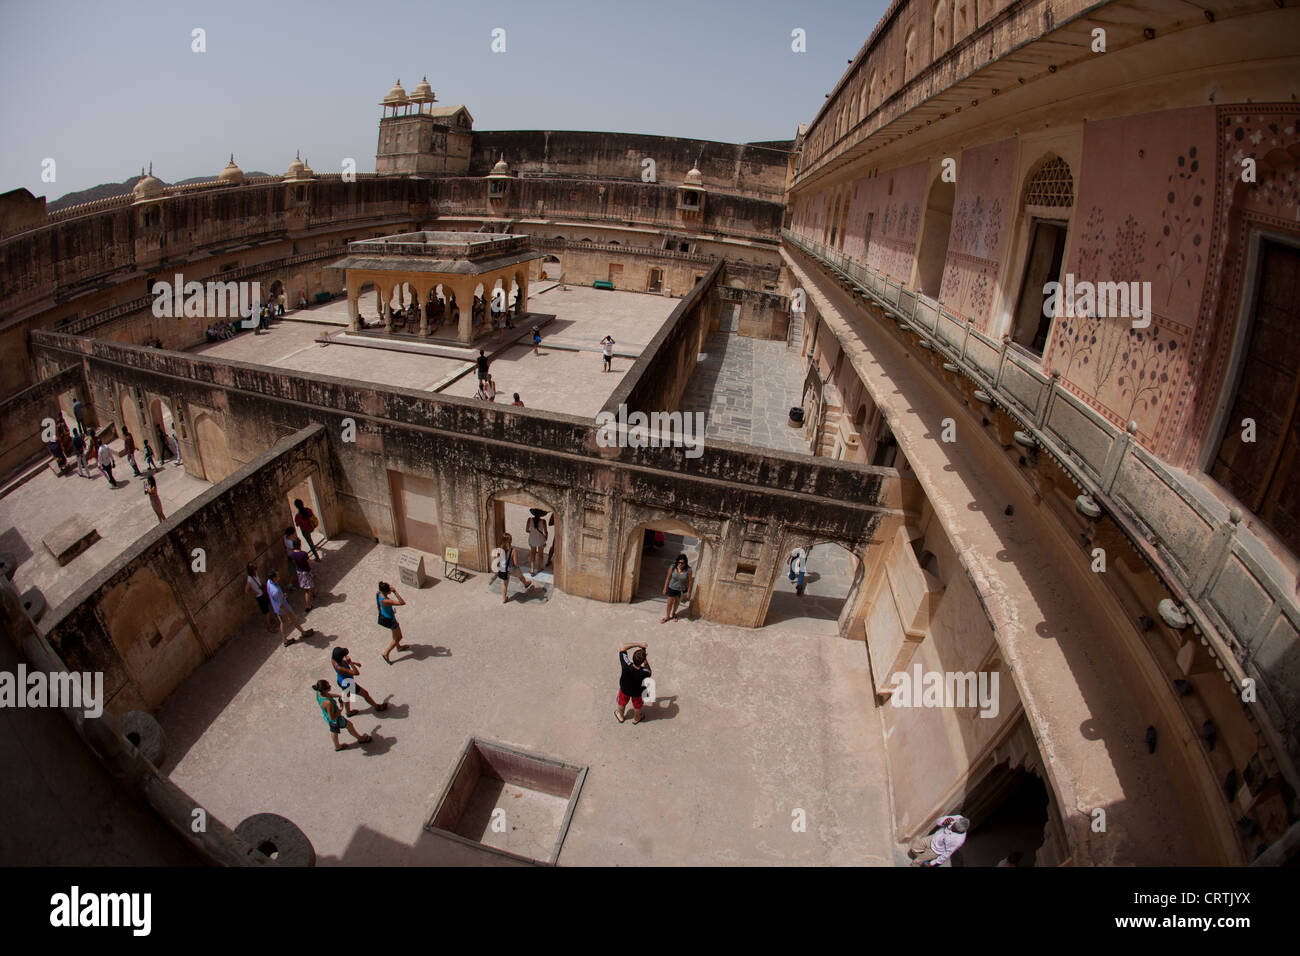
[376,581,407,664]
[298,292,307,310]
[293,498,322,560]
[144,475,165,521]
[615,642,652,725]
[486,375,497,402]
[788,547,807,596]
[662,553,692,623]
[512,393,524,407]
[289,542,317,611]
[278,292,286,315]
[475,379,490,401]
[266,569,314,646]
[282,528,300,592]
[72,429,90,478]
[331,646,388,716]
[908,815,970,867]
[169,429,183,466]
[121,426,141,476]
[526,510,548,575]
[600,335,615,372]
[72,397,86,433]
[312,680,371,751]
[142,440,156,471]
[476,348,489,384]
[56,419,73,457]
[96,439,120,487]
[47,437,67,472]
[155,424,170,461]
[245,563,276,631]
[494,533,539,604]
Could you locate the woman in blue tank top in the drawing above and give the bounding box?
[377,581,407,664]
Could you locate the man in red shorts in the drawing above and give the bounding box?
[616,642,652,725]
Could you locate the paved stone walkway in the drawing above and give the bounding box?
[158,533,895,867]
[680,332,811,455]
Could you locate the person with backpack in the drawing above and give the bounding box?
[526,511,548,575]
[293,498,322,560]
[788,547,807,596]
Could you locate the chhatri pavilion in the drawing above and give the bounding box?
[329,231,543,343]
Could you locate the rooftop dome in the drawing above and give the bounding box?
[488,155,511,177]
[132,164,165,203]
[284,151,310,182]
[218,154,244,185]
[410,76,436,103]
[683,167,704,188]
[381,78,409,106]
[302,157,316,178]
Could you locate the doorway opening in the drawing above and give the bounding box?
[1011,219,1067,354]
[487,489,561,588]
[762,541,860,635]
[622,519,705,617]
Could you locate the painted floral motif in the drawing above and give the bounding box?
[1154,146,1207,305]
[1118,324,1178,422]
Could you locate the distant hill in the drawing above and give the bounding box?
[47,171,272,212]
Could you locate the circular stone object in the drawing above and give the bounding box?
[235,813,316,867]
[20,587,45,623]
[1157,598,1190,630]
[1013,430,1037,448]
[1075,495,1102,519]
[121,710,166,765]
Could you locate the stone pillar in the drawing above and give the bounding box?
[383,283,394,333]
[415,282,430,337]
[455,280,474,344]
[518,272,529,315]
[347,293,361,331]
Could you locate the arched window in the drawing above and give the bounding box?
[868,70,878,113]
[933,0,948,55]
[1011,155,1076,354]
[904,26,917,80]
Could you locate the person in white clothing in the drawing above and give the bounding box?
[908,815,970,866]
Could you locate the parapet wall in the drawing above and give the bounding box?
[41,425,334,713]
[0,364,84,479]
[469,130,793,200]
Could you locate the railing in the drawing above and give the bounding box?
[532,236,714,264]
[783,227,1300,787]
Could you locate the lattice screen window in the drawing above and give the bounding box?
[1024,157,1074,207]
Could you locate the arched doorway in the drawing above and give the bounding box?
[647,267,664,294]
[762,541,861,637]
[916,177,955,298]
[486,488,562,589]
[951,762,1051,867]
[192,412,234,483]
[119,388,146,450]
[541,255,560,280]
[148,397,176,462]
[620,518,708,617]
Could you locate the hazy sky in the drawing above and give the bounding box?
[0,0,885,200]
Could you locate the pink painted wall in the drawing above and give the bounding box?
[938,137,1015,330]
[1044,107,1214,455]
[843,161,928,280]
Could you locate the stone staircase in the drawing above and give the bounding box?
[816,383,844,458]
[787,307,805,352]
